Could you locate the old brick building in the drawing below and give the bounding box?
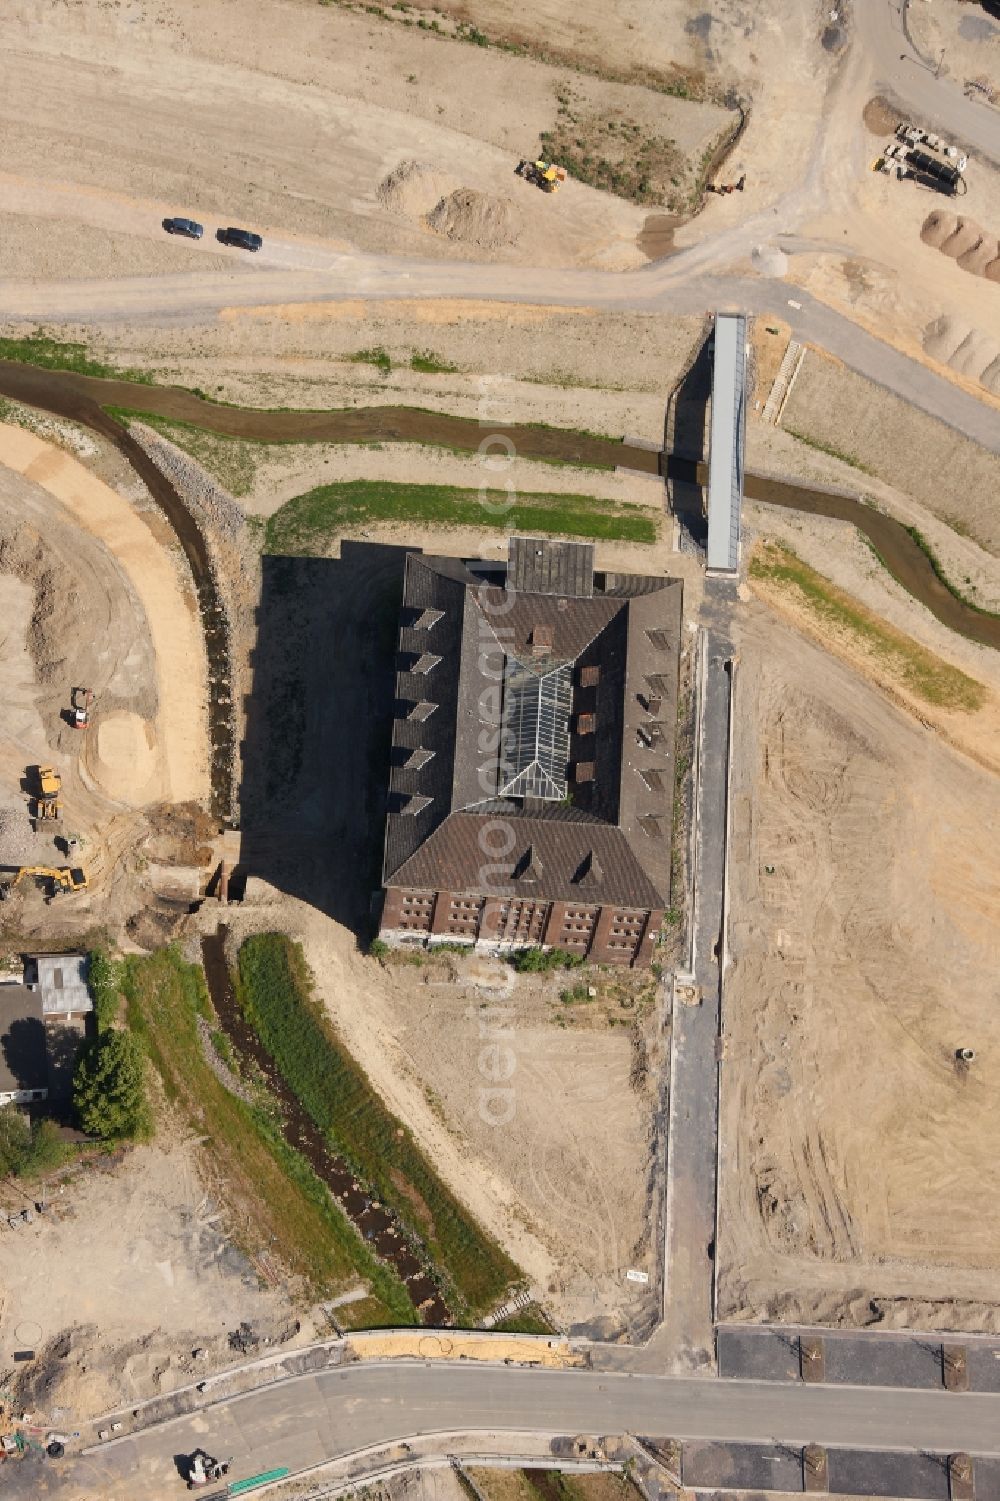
[379,537,683,967]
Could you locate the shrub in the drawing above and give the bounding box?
[88,947,121,1033]
[0,1114,72,1179]
[73,1031,151,1141]
[511,947,585,974]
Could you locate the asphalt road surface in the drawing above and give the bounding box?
[858,0,1000,166]
[32,1363,1000,1501]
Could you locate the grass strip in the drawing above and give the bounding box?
[237,933,522,1318]
[785,426,874,476]
[751,542,986,712]
[0,332,153,383]
[123,945,414,1324]
[265,478,656,553]
[905,526,1000,621]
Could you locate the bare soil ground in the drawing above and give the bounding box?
[44,303,707,445]
[719,607,1000,1333]
[776,350,1000,556]
[0,423,211,944]
[0,0,732,276]
[0,1136,299,1422]
[908,0,1000,95]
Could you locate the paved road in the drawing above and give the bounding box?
[32,1362,1000,1500]
[652,582,736,1375]
[857,0,1000,165]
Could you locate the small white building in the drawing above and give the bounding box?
[27,953,93,1021]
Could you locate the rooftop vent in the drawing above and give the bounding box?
[645,628,672,651]
[639,767,665,793]
[574,761,595,783]
[411,653,442,676]
[403,794,433,817]
[405,747,436,771]
[514,845,544,882]
[638,814,663,839]
[408,700,438,722]
[643,693,663,716]
[578,665,601,689]
[530,623,554,657]
[576,711,596,736]
[413,607,444,631]
[573,850,604,887]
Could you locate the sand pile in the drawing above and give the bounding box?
[922,313,1000,389]
[919,210,957,248]
[426,189,521,250]
[376,159,458,218]
[979,356,1000,397]
[940,217,983,259]
[0,525,79,686]
[958,234,999,276]
[751,243,788,278]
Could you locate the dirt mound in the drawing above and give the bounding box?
[0,524,79,688]
[979,356,1000,397]
[922,314,1000,389]
[376,160,458,219]
[959,235,999,276]
[751,243,788,278]
[922,313,969,363]
[863,96,899,136]
[426,189,521,251]
[920,210,958,249]
[940,217,984,259]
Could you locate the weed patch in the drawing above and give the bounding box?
[751,542,986,712]
[265,479,656,553]
[0,331,152,383]
[237,934,521,1317]
[122,945,412,1318]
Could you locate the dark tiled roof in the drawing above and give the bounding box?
[508,537,594,597]
[382,545,684,910]
[390,809,665,910]
[0,985,48,1095]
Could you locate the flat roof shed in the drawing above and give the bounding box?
[706,312,747,575]
[31,953,93,1018]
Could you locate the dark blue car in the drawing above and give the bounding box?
[162,216,204,239]
[217,226,263,252]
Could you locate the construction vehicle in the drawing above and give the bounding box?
[32,765,62,824]
[186,1450,232,1489]
[515,158,566,193]
[0,866,89,901]
[71,687,93,729]
[710,174,746,195]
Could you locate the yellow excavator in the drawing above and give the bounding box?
[0,865,89,901]
[515,158,567,193]
[32,765,62,825]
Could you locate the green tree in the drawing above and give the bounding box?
[73,1031,150,1140]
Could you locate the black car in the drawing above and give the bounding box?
[217,226,263,252]
[162,216,204,239]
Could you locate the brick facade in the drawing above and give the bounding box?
[381,886,659,966]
